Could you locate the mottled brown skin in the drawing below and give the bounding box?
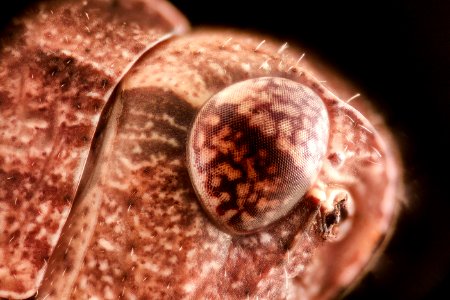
[0,1,401,300]
[35,30,400,299]
[0,0,188,298]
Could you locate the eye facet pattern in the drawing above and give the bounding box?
[188,77,329,234]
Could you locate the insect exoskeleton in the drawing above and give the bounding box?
[0,0,401,299]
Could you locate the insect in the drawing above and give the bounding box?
[0,0,402,299]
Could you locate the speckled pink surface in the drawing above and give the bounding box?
[40,31,399,299]
[0,0,187,298]
[0,2,401,300]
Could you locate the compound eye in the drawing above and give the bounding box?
[187,77,329,234]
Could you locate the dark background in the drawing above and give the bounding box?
[1,0,449,299]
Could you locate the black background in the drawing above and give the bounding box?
[1,0,449,299]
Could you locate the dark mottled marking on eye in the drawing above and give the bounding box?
[188,77,329,234]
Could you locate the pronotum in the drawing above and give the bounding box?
[0,0,403,299]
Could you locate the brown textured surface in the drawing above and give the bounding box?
[40,84,322,299]
[0,0,188,298]
[34,30,400,299]
[188,77,329,234]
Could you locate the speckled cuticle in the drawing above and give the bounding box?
[0,0,188,298]
[0,1,402,298]
[33,29,400,300]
